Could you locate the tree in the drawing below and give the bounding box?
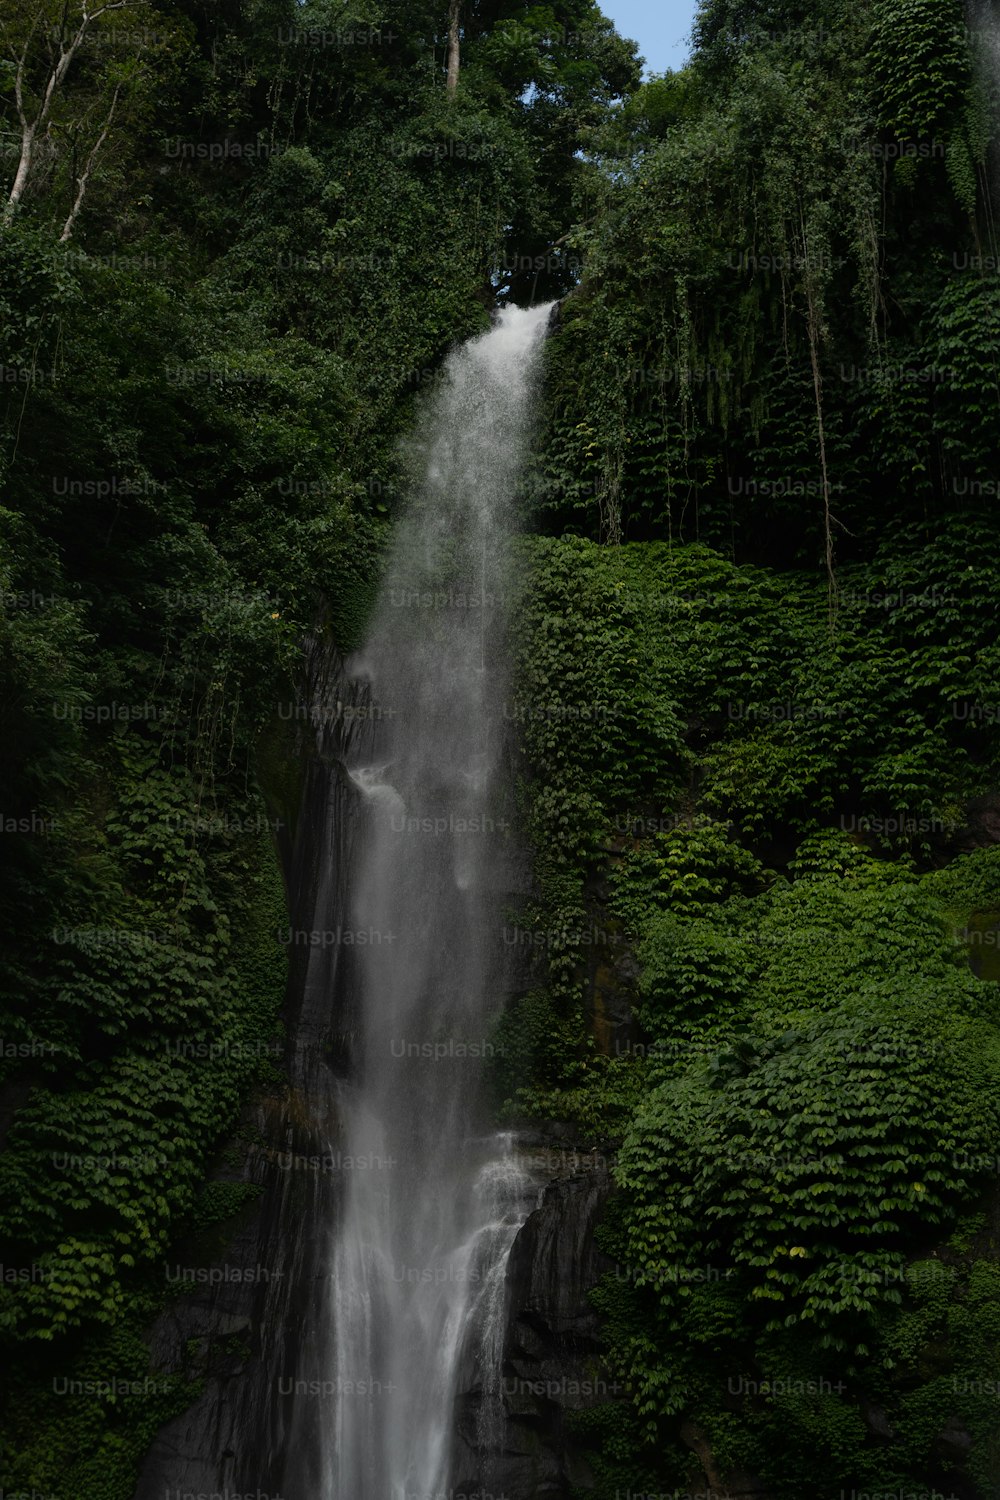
[446,0,461,93]
[0,0,166,231]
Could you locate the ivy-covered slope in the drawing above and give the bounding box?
[3,0,1000,1493]
[531,0,1000,566]
[0,0,640,1493]
[497,0,1000,1490]
[501,534,1000,1497]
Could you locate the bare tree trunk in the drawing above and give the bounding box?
[446,0,461,95]
[5,124,36,219]
[799,203,837,625]
[2,0,131,223]
[807,308,837,623]
[59,85,120,241]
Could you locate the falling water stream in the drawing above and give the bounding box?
[967,0,1000,218]
[318,302,554,1499]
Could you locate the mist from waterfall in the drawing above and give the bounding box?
[316,302,554,1499]
[967,0,1000,223]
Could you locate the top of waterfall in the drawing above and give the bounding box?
[494,300,557,333]
[484,300,556,349]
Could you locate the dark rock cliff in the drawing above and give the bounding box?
[133,642,368,1499]
[452,1147,615,1499]
[132,643,615,1500]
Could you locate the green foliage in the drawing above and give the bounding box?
[0,817,287,1343]
[513,534,1000,866]
[612,817,768,931]
[925,846,1000,917]
[509,531,1000,1489]
[869,0,970,139]
[634,915,755,1055]
[0,1312,199,1500]
[619,1006,1000,1336]
[188,1180,265,1234]
[501,0,1000,1491]
[926,279,1000,466]
[567,841,1000,1490]
[532,0,997,552]
[3,0,1000,1491]
[492,987,590,1104]
[0,0,644,1486]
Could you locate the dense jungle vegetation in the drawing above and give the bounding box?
[0,0,999,1494]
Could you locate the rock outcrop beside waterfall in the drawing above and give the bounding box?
[452,1144,615,1497]
[132,1132,620,1500]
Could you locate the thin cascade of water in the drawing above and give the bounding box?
[311,302,554,1499]
[966,0,1000,247]
[471,1147,538,1476]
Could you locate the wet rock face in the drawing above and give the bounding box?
[134,1129,617,1500]
[452,1147,616,1499]
[132,637,619,1500]
[133,644,367,1500]
[130,1101,317,1500]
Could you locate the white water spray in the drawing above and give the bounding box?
[320,303,553,1498]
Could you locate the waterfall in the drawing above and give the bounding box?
[966,0,1000,230]
[317,302,554,1499]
